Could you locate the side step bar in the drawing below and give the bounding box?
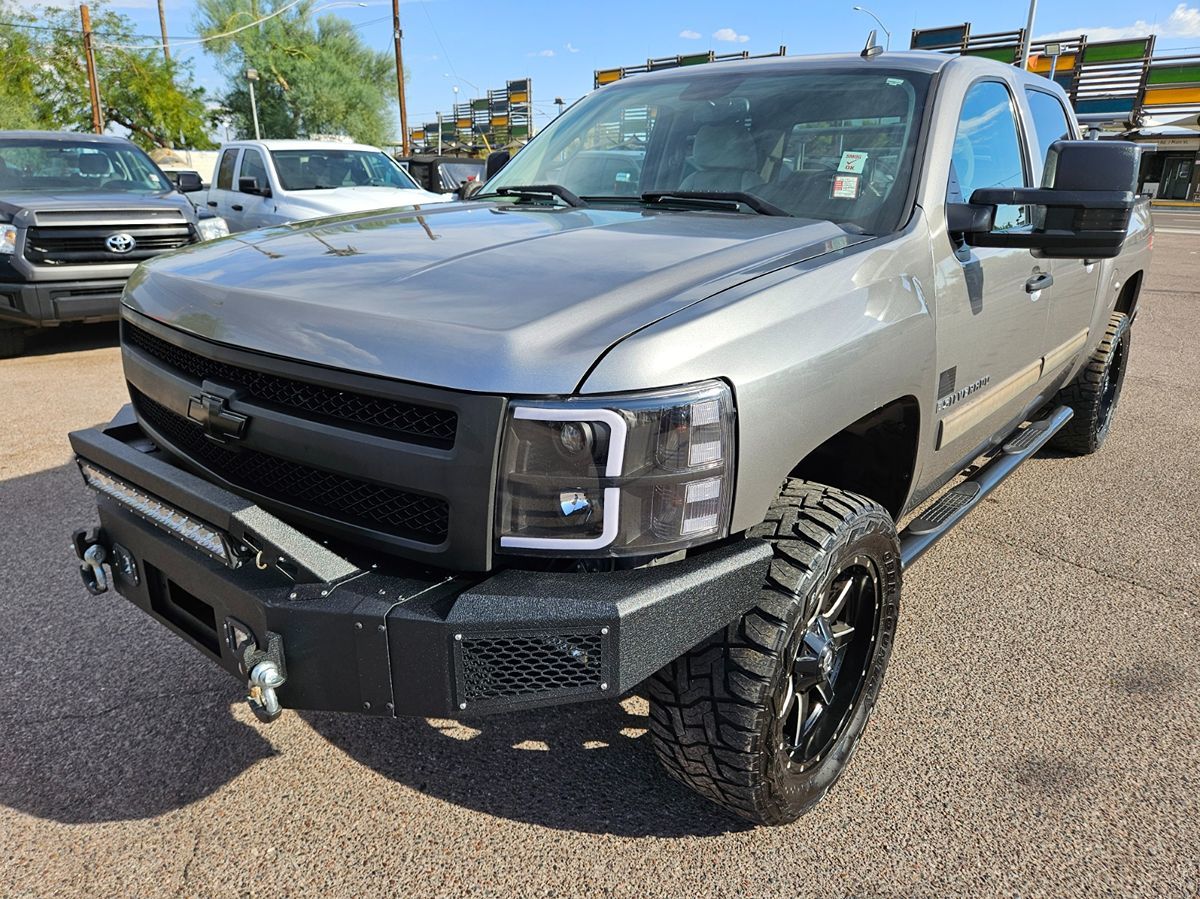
[899,405,1073,568]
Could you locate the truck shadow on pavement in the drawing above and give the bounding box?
[17,322,119,358]
[302,702,753,838]
[0,461,278,824]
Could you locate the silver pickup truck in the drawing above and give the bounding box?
[68,49,1152,826]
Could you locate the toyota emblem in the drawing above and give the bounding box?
[105,232,136,254]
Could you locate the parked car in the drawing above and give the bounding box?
[206,139,450,233]
[70,51,1151,825]
[0,131,228,357]
[396,154,486,196]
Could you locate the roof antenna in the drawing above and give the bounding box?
[861,29,884,59]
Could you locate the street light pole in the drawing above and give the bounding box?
[245,68,261,140]
[851,6,890,50]
[1019,0,1039,69]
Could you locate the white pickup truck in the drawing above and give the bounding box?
[205,139,449,233]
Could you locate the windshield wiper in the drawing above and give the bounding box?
[641,191,790,217]
[492,184,587,208]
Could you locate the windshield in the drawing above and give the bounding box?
[482,66,931,234]
[269,149,423,191]
[0,138,173,194]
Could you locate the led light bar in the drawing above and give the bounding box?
[78,462,242,566]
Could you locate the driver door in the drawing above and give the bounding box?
[234,148,277,230]
[932,79,1050,464]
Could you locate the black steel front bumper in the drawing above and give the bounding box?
[68,406,771,718]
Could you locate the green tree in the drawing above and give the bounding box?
[0,0,215,149]
[196,0,396,145]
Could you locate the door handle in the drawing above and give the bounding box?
[206,201,218,208]
[1025,272,1053,294]
[231,204,244,212]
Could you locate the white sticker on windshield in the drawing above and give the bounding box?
[838,151,868,174]
[831,174,860,199]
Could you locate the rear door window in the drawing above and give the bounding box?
[1025,89,1074,178]
[215,149,239,190]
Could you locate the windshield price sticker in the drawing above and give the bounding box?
[832,174,860,199]
[838,151,868,174]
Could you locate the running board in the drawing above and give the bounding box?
[899,405,1073,568]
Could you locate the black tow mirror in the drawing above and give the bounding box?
[954,140,1141,260]
[238,176,271,197]
[485,150,510,180]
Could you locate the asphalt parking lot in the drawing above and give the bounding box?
[1,213,1197,899]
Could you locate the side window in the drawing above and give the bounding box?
[949,81,1029,232]
[1025,89,1073,179]
[239,148,268,188]
[215,149,238,190]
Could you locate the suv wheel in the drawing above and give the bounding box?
[648,480,901,825]
[1048,311,1131,455]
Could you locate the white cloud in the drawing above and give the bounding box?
[679,29,702,40]
[713,27,750,43]
[528,49,556,57]
[1039,3,1200,41]
[565,42,580,53]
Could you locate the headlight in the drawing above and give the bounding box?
[195,216,230,242]
[497,380,736,557]
[0,224,16,255]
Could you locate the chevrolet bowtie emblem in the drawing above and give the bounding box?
[187,393,248,444]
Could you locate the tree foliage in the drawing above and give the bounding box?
[196,0,396,146]
[0,1,214,149]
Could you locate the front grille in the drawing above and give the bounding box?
[458,633,604,702]
[25,224,193,264]
[133,390,450,544]
[125,323,457,448]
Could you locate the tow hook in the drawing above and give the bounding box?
[73,528,108,595]
[229,623,287,723]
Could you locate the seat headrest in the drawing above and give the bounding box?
[692,124,757,171]
[78,153,112,175]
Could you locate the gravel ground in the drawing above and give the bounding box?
[0,219,1197,899]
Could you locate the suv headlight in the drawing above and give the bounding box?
[497,380,736,556]
[195,216,230,242]
[0,224,16,255]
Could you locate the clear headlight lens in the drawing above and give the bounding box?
[0,224,16,255]
[497,380,736,557]
[195,216,230,242]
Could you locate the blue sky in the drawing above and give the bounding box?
[78,0,1200,139]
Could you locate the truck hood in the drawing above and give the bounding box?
[0,191,193,223]
[124,201,862,394]
[277,186,450,217]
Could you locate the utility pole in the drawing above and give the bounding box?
[392,0,410,156]
[80,4,103,134]
[157,0,171,62]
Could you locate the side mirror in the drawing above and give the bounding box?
[485,150,510,180]
[173,171,204,193]
[955,140,1140,260]
[238,176,271,197]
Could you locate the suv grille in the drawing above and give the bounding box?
[25,224,193,265]
[125,323,457,448]
[133,390,450,544]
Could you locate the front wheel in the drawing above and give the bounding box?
[647,480,901,825]
[0,327,27,359]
